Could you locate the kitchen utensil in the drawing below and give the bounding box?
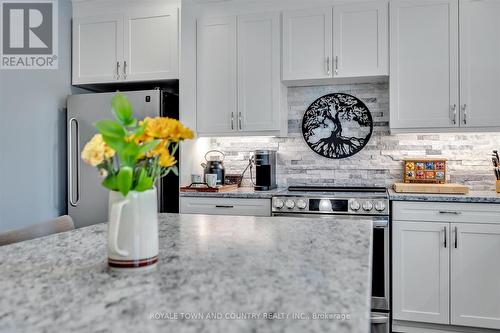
[205,174,218,188]
[201,150,225,185]
[191,174,203,183]
[393,183,469,195]
[225,174,243,187]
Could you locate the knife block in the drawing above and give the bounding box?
[497,180,500,194]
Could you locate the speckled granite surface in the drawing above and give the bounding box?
[389,188,500,204]
[179,187,285,199]
[0,213,373,333]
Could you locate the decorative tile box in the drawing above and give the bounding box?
[403,158,447,184]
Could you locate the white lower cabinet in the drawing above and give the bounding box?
[393,202,500,331]
[180,197,271,217]
[451,223,500,330]
[393,221,450,324]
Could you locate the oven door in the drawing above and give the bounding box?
[272,213,390,312]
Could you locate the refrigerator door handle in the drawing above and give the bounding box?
[68,117,80,206]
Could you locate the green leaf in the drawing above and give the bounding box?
[102,135,126,153]
[111,93,133,126]
[117,166,133,196]
[102,174,118,191]
[169,165,179,176]
[131,124,145,137]
[95,120,126,139]
[137,140,161,156]
[134,168,154,192]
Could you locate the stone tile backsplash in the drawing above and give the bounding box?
[208,82,500,190]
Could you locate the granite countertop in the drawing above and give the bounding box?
[0,213,373,333]
[389,188,500,204]
[179,187,285,199]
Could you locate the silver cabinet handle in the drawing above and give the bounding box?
[215,205,234,208]
[238,112,242,130]
[334,56,339,75]
[454,226,458,248]
[443,226,447,248]
[438,210,461,215]
[68,117,80,207]
[462,104,467,125]
[116,61,120,80]
[326,57,330,75]
[231,112,234,130]
[451,104,457,125]
[123,61,127,79]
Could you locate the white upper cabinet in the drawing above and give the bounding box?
[459,0,500,128]
[333,1,388,77]
[196,12,284,137]
[390,0,459,131]
[124,8,178,82]
[451,223,500,330]
[196,16,237,135]
[72,2,179,85]
[393,221,450,324]
[282,8,332,80]
[390,0,500,132]
[283,2,389,81]
[237,12,281,132]
[73,15,123,84]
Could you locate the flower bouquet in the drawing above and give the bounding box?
[81,92,193,271]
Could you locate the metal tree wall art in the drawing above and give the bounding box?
[302,93,373,159]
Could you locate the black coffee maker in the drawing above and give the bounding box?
[253,150,277,191]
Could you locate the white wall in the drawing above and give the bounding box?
[0,0,77,232]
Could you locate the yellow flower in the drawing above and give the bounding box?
[81,134,115,166]
[158,148,177,167]
[141,117,194,142]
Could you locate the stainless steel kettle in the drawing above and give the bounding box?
[201,150,225,185]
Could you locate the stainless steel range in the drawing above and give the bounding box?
[272,186,390,333]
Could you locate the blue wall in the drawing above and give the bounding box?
[0,0,76,232]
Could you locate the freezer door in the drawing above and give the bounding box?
[67,90,161,228]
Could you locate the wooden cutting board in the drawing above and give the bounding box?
[180,184,239,193]
[393,183,469,194]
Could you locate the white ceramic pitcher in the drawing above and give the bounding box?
[107,188,159,272]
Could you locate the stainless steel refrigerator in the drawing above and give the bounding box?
[67,89,179,228]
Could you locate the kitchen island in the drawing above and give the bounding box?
[0,214,373,333]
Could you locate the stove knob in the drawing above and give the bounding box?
[274,199,284,209]
[285,199,295,209]
[375,201,386,212]
[350,200,361,211]
[362,201,373,211]
[296,199,307,209]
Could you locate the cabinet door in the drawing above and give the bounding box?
[72,15,123,84]
[393,221,450,324]
[196,17,237,135]
[459,0,500,128]
[237,12,280,132]
[282,7,332,80]
[389,0,459,130]
[333,1,388,77]
[124,8,178,81]
[451,223,500,330]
